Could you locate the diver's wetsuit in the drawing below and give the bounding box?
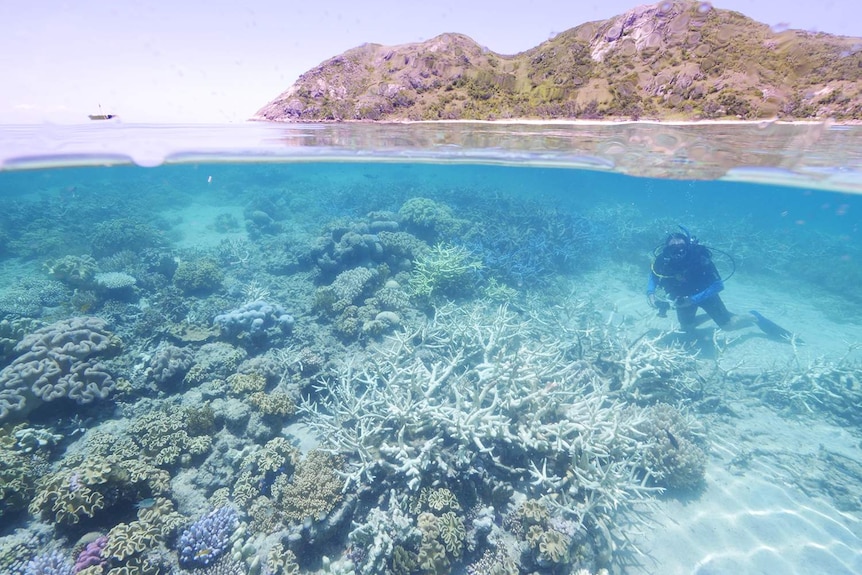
[647,243,731,331]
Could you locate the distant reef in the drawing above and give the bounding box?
[252,0,862,122]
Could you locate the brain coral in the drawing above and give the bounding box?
[0,317,122,422]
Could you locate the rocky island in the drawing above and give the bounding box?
[253,0,862,122]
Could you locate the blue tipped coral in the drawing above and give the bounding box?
[177,506,240,568]
[24,550,73,575]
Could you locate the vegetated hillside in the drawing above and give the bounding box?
[253,0,862,122]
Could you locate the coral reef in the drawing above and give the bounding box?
[398,197,467,241]
[214,300,294,343]
[636,403,707,491]
[92,272,138,301]
[0,278,68,318]
[46,255,98,288]
[310,220,386,274]
[29,454,170,526]
[1,430,42,518]
[248,391,296,417]
[173,258,224,294]
[23,549,74,575]
[231,437,299,511]
[0,317,122,422]
[347,491,421,575]
[300,301,695,568]
[73,535,108,573]
[127,405,214,467]
[408,242,482,299]
[101,496,185,574]
[270,450,344,524]
[13,425,63,453]
[177,506,240,568]
[0,317,38,362]
[144,344,194,388]
[89,218,163,257]
[183,343,247,387]
[227,372,267,396]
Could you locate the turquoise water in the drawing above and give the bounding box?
[1,124,862,575]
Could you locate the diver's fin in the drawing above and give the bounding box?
[750,310,800,343]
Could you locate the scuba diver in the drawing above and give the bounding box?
[647,226,795,340]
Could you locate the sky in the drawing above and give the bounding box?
[1,0,859,124]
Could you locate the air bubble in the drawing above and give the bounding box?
[697,2,712,14]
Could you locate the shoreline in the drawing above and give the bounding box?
[250,116,862,127]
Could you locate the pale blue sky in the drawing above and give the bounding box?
[1,0,858,124]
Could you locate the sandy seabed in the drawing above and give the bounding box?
[583,266,862,574]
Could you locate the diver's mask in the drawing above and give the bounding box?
[666,243,688,259]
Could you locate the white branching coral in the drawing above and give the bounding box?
[299,300,697,559]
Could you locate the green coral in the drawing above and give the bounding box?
[104,521,161,561]
[416,538,449,573]
[271,449,344,523]
[399,197,467,240]
[408,243,482,299]
[266,543,299,575]
[184,404,216,436]
[518,498,550,526]
[183,342,246,386]
[536,529,570,565]
[424,487,461,512]
[30,455,169,525]
[391,545,417,575]
[101,497,184,575]
[45,254,98,287]
[0,424,43,519]
[173,258,224,294]
[227,372,267,395]
[89,218,163,256]
[437,511,466,557]
[128,405,214,467]
[248,391,296,417]
[636,403,707,490]
[232,437,299,510]
[409,487,467,572]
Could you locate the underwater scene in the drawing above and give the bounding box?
[1,123,862,575]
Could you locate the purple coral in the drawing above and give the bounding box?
[73,535,108,573]
[177,506,240,568]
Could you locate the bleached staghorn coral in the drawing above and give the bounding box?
[749,342,862,423]
[299,301,683,562]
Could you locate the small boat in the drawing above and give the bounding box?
[88,104,117,121]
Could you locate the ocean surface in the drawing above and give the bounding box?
[1,122,861,575]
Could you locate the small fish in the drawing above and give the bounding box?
[665,429,679,449]
[135,498,156,509]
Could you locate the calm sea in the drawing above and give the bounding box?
[1,122,861,575]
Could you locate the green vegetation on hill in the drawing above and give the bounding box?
[254,1,862,122]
